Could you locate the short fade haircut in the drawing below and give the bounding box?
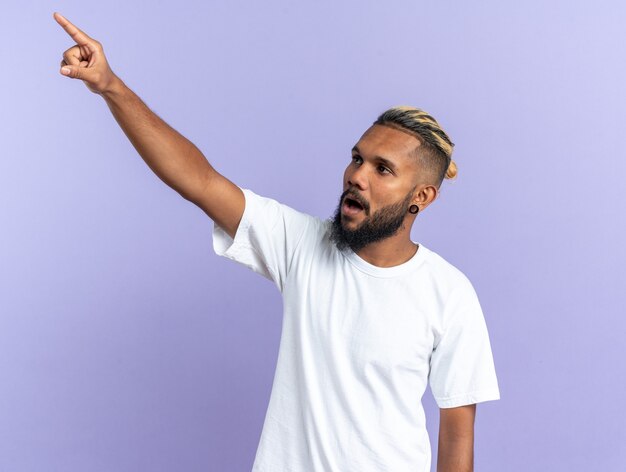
[374,106,457,187]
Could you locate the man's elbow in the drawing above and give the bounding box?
[437,436,474,472]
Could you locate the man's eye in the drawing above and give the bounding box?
[352,155,363,164]
[377,165,391,174]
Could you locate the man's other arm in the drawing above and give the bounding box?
[54,12,244,238]
[437,404,476,472]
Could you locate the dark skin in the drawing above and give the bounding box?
[54,12,476,470]
[342,123,436,267]
[438,404,476,472]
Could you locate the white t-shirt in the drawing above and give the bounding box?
[212,188,500,472]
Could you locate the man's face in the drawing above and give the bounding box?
[329,124,425,251]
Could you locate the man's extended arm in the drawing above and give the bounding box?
[99,78,244,237]
[437,404,476,472]
[53,12,244,238]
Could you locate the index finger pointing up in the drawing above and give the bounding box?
[53,12,93,45]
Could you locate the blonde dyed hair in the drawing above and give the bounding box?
[374,106,457,186]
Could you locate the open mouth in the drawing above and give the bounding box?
[342,196,365,216]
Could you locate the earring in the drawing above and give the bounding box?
[409,204,419,215]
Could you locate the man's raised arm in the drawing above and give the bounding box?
[53,12,244,238]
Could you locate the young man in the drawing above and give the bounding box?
[54,12,500,472]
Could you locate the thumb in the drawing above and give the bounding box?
[60,65,88,80]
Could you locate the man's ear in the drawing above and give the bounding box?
[413,183,439,211]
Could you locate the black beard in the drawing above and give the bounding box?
[328,190,414,252]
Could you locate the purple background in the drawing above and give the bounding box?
[1,1,624,470]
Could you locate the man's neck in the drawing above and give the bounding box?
[353,233,419,268]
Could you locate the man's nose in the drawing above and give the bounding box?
[347,164,368,190]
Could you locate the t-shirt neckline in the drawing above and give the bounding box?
[342,242,428,278]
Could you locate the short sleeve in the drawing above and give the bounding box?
[212,188,311,292]
[429,278,501,408]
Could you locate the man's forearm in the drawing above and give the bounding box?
[437,436,474,472]
[100,77,214,203]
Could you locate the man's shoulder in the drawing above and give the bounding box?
[242,187,328,236]
[420,245,475,292]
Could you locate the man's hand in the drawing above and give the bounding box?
[53,12,117,94]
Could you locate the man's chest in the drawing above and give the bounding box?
[284,265,444,376]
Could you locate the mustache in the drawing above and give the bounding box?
[341,188,370,214]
